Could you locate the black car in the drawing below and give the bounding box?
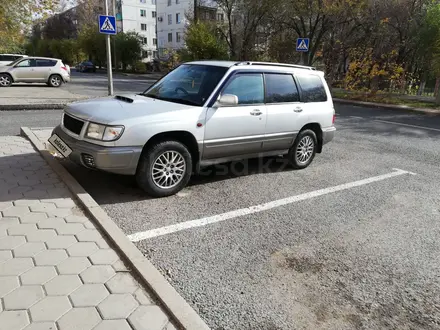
[76,61,96,73]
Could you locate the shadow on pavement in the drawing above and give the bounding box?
[60,156,297,205]
[0,153,72,203]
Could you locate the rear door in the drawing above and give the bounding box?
[35,59,57,82]
[262,72,308,151]
[295,73,333,128]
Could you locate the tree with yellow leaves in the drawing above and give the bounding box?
[0,0,59,53]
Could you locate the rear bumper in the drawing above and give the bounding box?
[322,126,336,145]
[52,125,142,175]
[62,75,71,83]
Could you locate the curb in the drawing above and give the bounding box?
[0,103,67,111]
[21,127,211,330]
[333,98,440,115]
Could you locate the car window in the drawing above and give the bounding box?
[143,64,228,106]
[265,73,300,103]
[296,74,328,102]
[15,59,34,68]
[36,59,57,67]
[222,73,264,105]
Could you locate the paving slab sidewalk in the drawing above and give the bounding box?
[0,135,179,330]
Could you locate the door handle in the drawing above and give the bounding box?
[294,107,303,113]
[250,109,262,116]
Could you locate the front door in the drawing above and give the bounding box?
[263,73,309,151]
[11,59,37,82]
[203,73,267,160]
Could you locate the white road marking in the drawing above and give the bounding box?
[128,168,416,242]
[373,120,440,132]
[349,116,364,119]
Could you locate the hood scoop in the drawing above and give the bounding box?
[115,95,134,103]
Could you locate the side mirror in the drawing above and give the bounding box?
[215,94,238,107]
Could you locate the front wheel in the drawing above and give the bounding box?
[48,74,62,87]
[287,129,317,169]
[136,141,193,198]
[0,74,12,87]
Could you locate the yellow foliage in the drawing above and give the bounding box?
[344,47,405,92]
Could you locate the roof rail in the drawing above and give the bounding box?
[234,61,316,70]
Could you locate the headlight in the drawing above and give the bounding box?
[86,123,105,140]
[86,123,124,141]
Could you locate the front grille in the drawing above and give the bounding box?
[63,113,84,135]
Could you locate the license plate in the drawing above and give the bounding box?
[48,134,72,158]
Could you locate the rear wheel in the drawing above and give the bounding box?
[0,74,12,87]
[48,74,62,87]
[136,140,193,198]
[287,129,317,169]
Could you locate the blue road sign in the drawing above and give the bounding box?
[99,15,117,35]
[296,38,310,52]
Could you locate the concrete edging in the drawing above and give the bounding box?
[333,98,440,115]
[21,126,211,330]
[0,104,67,111]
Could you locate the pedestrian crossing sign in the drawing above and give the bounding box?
[296,38,309,52]
[99,15,117,35]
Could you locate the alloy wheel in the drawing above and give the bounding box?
[296,136,315,164]
[151,150,186,189]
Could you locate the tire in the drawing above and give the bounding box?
[287,129,318,169]
[48,74,62,87]
[136,140,193,198]
[0,73,12,87]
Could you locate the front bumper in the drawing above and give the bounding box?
[322,126,336,145]
[52,125,142,175]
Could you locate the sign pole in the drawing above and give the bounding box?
[104,0,114,96]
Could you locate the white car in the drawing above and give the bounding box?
[0,54,28,66]
[0,56,71,87]
[49,61,336,197]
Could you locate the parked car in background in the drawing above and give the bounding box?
[76,61,96,73]
[0,54,28,66]
[0,56,71,87]
[49,60,336,197]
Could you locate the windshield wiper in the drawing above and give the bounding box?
[139,94,159,99]
[137,94,200,106]
[161,98,200,106]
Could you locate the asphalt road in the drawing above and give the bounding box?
[0,110,63,136]
[52,104,440,330]
[64,70,156,96]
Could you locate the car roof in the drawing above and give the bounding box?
[185,60,240,68]
[184,60,321,73]
[26,57,61,61]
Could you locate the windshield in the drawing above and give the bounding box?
[142,64,228,106]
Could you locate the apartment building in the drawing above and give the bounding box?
[115,0,158,61]
[156,0,223,56]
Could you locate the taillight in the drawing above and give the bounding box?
[332,108,336,124]
[61,66,67,71]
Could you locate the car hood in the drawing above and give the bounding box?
[65,94,195,124]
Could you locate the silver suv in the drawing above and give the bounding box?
[0,56,71,87]
[49,61,336,197]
